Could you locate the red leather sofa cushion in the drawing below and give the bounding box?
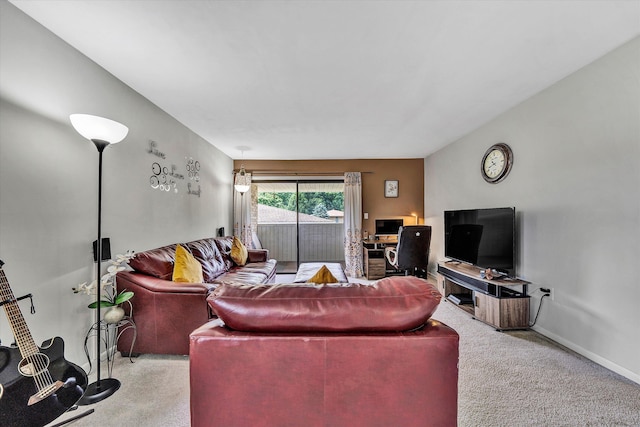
[236,260,277,277]
[213,236,235,270]
[128,244,177,280]
[184,238,227,282]
[207,276,441,332]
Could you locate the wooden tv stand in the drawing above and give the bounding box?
[437,261,530,330]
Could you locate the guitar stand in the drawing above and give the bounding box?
[48,408,95,427]
[0,294,35,347]
[0,293,35,314]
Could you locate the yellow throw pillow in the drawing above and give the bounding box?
[172,244,204,283]
[231,236,248,266]
[307,265,339,284]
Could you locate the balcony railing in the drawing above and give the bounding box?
[257,223,345,268]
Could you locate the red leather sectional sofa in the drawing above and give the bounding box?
[191,277,459,426]
[116,236,276,355]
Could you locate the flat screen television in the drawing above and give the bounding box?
[375,218,403,236]
[444,207,515,277]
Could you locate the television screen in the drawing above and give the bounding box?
[375,219,403,236]
[444,207,515,276]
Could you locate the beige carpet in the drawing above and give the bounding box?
[48,293,640,426]
[434,300,640,426]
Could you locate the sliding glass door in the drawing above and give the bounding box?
[254,181,298,273]
[254,180,344,273]
[297,182,344,268]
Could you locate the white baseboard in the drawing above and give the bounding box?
[532,325,640,385]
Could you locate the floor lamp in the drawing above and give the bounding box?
[70,114,128,404]
[234,165,251,242]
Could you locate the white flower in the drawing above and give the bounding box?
[73,281,96,296]
[111,250,136,266]
[107,265,127,275]
[73,251,136,307]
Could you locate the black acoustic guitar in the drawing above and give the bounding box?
[0,260,87,427]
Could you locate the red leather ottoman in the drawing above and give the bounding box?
[293,262,348,283]
[190,277,459,427]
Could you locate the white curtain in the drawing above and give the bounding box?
[232,175,253,247]
[344,172,363,277]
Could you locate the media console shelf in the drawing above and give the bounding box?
[437,261,530,330]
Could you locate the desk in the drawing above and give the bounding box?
[362,239,397,280]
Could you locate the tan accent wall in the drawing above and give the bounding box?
[234,159,424,236]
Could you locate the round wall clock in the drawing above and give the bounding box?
[481,143,513,184]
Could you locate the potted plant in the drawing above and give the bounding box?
[74,250,136,324]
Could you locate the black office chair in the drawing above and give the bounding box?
[385,225,432,277]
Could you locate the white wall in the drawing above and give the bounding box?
[0,3,233,366]
[425,37,640,383]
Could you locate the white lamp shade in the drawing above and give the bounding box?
[70,114,128,144]
[234,168,251,194]
[234,183,251,193]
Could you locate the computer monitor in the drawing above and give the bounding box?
[375,219,403,236]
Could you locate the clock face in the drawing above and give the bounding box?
[481,143,513,183]
[483,149,505,179]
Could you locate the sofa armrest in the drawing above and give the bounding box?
[117,271,213,294]
[116,270,215,355]
[247,249,268,263]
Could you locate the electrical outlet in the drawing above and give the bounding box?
[540,287,554,301]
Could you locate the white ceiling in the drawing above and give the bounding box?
[9,0,640,160]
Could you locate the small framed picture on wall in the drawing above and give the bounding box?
[384,180,398,198]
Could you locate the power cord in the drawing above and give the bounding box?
[529,290,550,327]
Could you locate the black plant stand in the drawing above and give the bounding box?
[82,315,137,379]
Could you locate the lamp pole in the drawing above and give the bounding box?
[78,140,121,405]
[70,114,128,405]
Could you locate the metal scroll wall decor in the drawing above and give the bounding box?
[147,140,199,197]
[186,157,201,197]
